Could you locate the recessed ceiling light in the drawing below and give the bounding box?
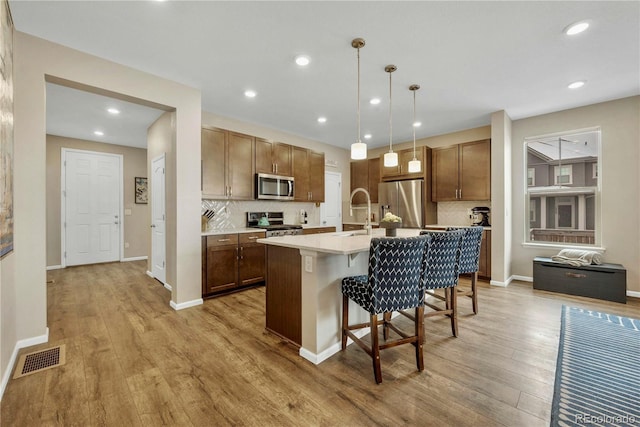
[317,117,327,123]
[413,121,422,127]
[369,98,381,105]
[568,81,586,89]
[564,21,590,36]
[244,90,257,98]
[295,55,310,66]
[107,108,120,114]
[363,134,372,140]
[94,130,104,136]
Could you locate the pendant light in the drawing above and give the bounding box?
[408,84,422,173]
[350,38,367,160]
[383,65,398,167]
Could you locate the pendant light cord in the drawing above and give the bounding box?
[412,89,417,158]
[357,46,361,144]
[388,70,393,152]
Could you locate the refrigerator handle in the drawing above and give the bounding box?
[380,205,390,220]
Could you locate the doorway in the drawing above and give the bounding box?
[61,148,123,266]
[151,154,166,284]
[320,171,342,231]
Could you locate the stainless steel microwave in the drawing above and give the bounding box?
[256,173,295,200]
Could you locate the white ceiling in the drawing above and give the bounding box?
[10,1,640,150]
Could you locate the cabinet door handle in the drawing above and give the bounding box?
[240,246,244,260]
[229,186,232,198]
[218,238,231,242]
[248,236,258,240]
[566,272,587,279]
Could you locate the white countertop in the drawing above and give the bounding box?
[202,228,265,236]
[257,228,423,255]
[424,224,492,230]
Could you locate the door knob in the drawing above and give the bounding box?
[150,224,156,228]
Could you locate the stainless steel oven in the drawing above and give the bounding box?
[256,173,294,201]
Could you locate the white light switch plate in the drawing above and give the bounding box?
[304,256,313,273]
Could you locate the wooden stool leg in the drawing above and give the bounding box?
[415,306,424,372]
[370,314,382,384]
[471,272,478,314]
[451,287,458,337]
[383,312,391,340]
[341,294,349,350]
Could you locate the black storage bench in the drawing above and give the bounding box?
[533,257,627,303]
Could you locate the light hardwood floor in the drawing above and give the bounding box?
[2,261,639,426]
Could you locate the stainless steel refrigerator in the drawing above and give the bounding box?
[378,180,424,228]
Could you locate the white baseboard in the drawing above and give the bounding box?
[121,256,147,262]
[163,283,172,291]
[512,275,533,282]
[169,298,203,311]
[490,278,510,287]
[627,290,640,298]
[299,328,369,365]
[1,328,49,401]
[146,270,154,278]
[46,265,63,271]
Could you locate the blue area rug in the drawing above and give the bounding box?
[551,306,640,426]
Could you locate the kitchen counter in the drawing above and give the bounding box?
[424,224,492,231]
[258,227,423,365]
[202,228,265,236]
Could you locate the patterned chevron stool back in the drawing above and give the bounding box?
[342,235,431,314]
[420,229,464,290]
[446,226,483,274]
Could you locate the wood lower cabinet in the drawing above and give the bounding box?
[265,245,301,345]
[432,139,490,201]
[478,230,491,279]
[302,226,336,235]
[201,127,254,200]
[202,231,266,297]
[350,157,380,204]
[342,223,379,231]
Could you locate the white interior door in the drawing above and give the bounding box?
[151,154,166,283]
[63,149,122,266]
[320,171,342,231]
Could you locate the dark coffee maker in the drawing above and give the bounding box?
[471,207,490,226]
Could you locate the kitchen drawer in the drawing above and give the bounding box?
[239,231,265,244]
[207,234,239,247]
[533,257,626,303]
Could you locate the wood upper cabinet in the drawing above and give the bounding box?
[432,139,490,201]
[256,138,292,176]
[350,157,380,204]
[292,147,324,202]
[380,147,425,181]
[202,231,266,297]
[201,128,254,200]
[308,150,325,202]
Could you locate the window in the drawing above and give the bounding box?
[527,168,535,186]
[525,128,600,246]
[554,165,572,185]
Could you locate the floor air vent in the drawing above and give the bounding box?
[13,345,66,379]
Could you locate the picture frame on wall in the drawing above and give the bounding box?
[135,177,148,204]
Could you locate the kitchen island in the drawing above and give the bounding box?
[258,228,421,364]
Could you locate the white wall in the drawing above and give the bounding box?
[510,96,640,293]
[3,31,202,392]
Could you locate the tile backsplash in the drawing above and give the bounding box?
[436,201,491,226]
[201,199,318,230]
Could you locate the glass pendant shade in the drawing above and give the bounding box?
[384,151,398,167]
[351,141,367,160]
[408,158,421,173]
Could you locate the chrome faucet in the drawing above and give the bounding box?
[349,187,372,235]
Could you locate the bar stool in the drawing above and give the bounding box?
[446,226,484,314]
[341,235,431,384]
[418,229,464,337]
